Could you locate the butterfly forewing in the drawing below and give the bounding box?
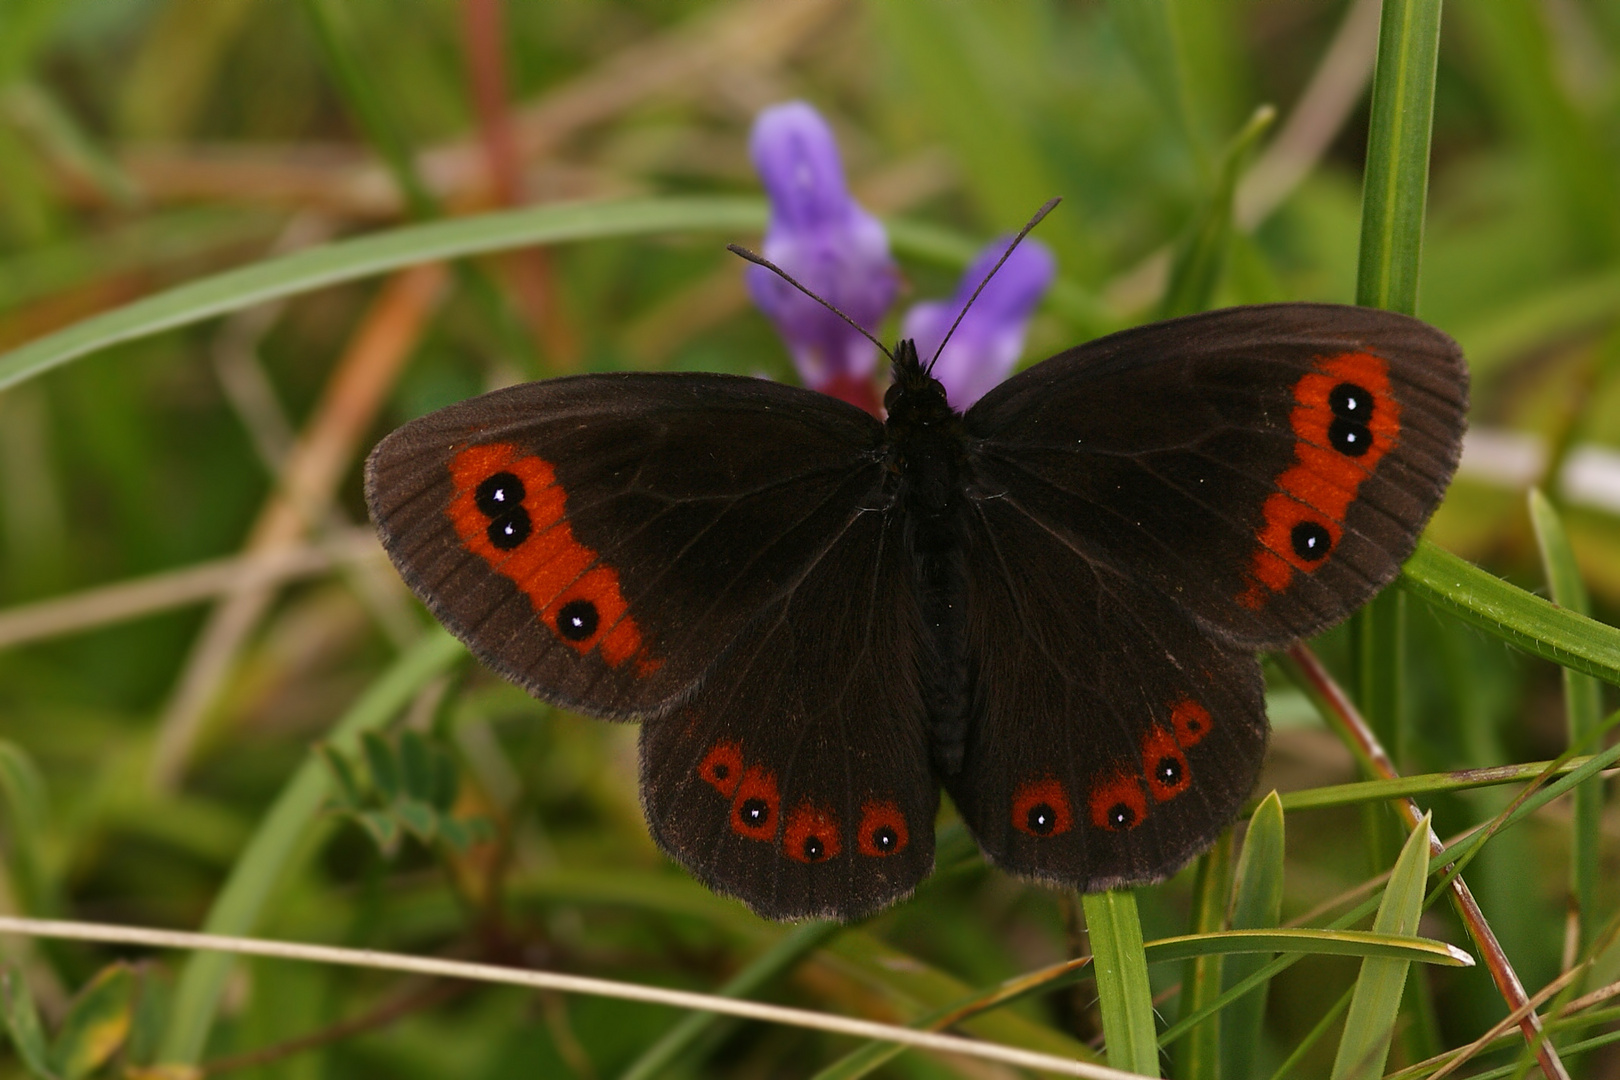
[963,304,1468,648]
[366,373,886,718]
[948,494,1268,888]
[640,505,937,921]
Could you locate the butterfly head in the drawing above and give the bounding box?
[884,339,958,428]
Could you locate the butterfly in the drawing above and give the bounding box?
[365,301,1468,921]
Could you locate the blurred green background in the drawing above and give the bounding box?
[1,0,1619,1077]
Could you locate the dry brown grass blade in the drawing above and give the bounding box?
[1287,644,1572,1080]
[147,263,447,793]
[459,0,578,369]
[0,529,382,651]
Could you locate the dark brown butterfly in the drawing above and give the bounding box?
[365,302,1467,920]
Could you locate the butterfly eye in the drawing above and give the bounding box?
[1328,382,1371,419]
[1171,698,1212,747]
[697,741,744,797]
[1329,416,1372,457]
[1142,725,1192,803]
[1089,772,1148,832]
[475,471,526,514]
[556,599,600,641]
[857,801,910,857]
[1290,521,1332,562]
[487,510,532,551]
[1012,778,1073,838]
[784,802,842,863]
[730,767,781,841]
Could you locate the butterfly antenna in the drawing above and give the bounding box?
[926,196,1061,373]
[727,244,893,363]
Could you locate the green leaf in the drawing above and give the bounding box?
[397,729,435,803]
[1330,812,1433,1080]
[621,921,843,1080]
[1355,0,1443,315]
[1084,889,1160,1076]
[1400,540,1620,687]
[316,743,362,809]
[428,744,458,811]
[1175,831,1232,1080]
[393,798,438,844]
[1,967,55,1079]
[159,629,465,1065]
[361,731,401,801]
[355,810,400,855]
[1528,489,1605,958]
[1222,792,1286,1080]
[1160,104,1275,319]
[49,963,134,1080]
[0,739,49,910]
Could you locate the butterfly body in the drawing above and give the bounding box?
[366,302,1467,920]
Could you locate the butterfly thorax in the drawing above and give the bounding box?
[883,340,974,774]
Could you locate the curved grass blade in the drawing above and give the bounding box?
[157,629,466,1064]
[1160,103,1275,319]
[1175,832,1232,1080]
[1222,792,1286,1080]
[1401,540,1620,687]
[617,922,842,1080]
[1084,889,1160,1076]
[1329,812,1433,1080]
[1528,489,1605,960]
[0,197,765,393]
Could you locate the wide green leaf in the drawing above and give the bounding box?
[1330,812,1433,1080]
[1085,889,1160,1076]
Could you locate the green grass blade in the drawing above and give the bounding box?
[618,921,842,1080]
[1147,929,1469,967]
[1400,539,1620,686]
[1527,489,1605,958]
[1355,0,1443,315]
[1266,755,1613,812]
[1329,812,1433,1080]
[1084,889,1160,1076]
[1175,831,1231,1080]
[1161,104,1274,319]
[0,197,765,393]
[1267,987,1354,1080]
[1105,0,1209,172]
[157,629,465,1064]
[1221,792,1285,1080]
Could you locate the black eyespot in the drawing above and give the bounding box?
[711,763,729,780]
[556,599,599,641]
[1329,382,1372,420]
[871,826,898,852]
[1156,757,1182,786]
[1027,802,1057,835]
[803,836,826,861]
[1329,417,1372,457]
[487,510,531,550]
[740,798,771,826]
[1109,803,1136,829]
[475,471,525,516]
[1291,521,1332,561]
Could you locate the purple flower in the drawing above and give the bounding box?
[747,102,897,414]
[902,238,1055,409]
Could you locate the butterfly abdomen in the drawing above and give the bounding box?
[886,343,976,775]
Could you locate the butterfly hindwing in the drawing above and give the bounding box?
[366,373,887,718]
[963,303,1468,648]
[640,503,938,921]
[947,493,1268,888]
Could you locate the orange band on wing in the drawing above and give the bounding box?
[447,443,661,674]
[1239,352,1401,609]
